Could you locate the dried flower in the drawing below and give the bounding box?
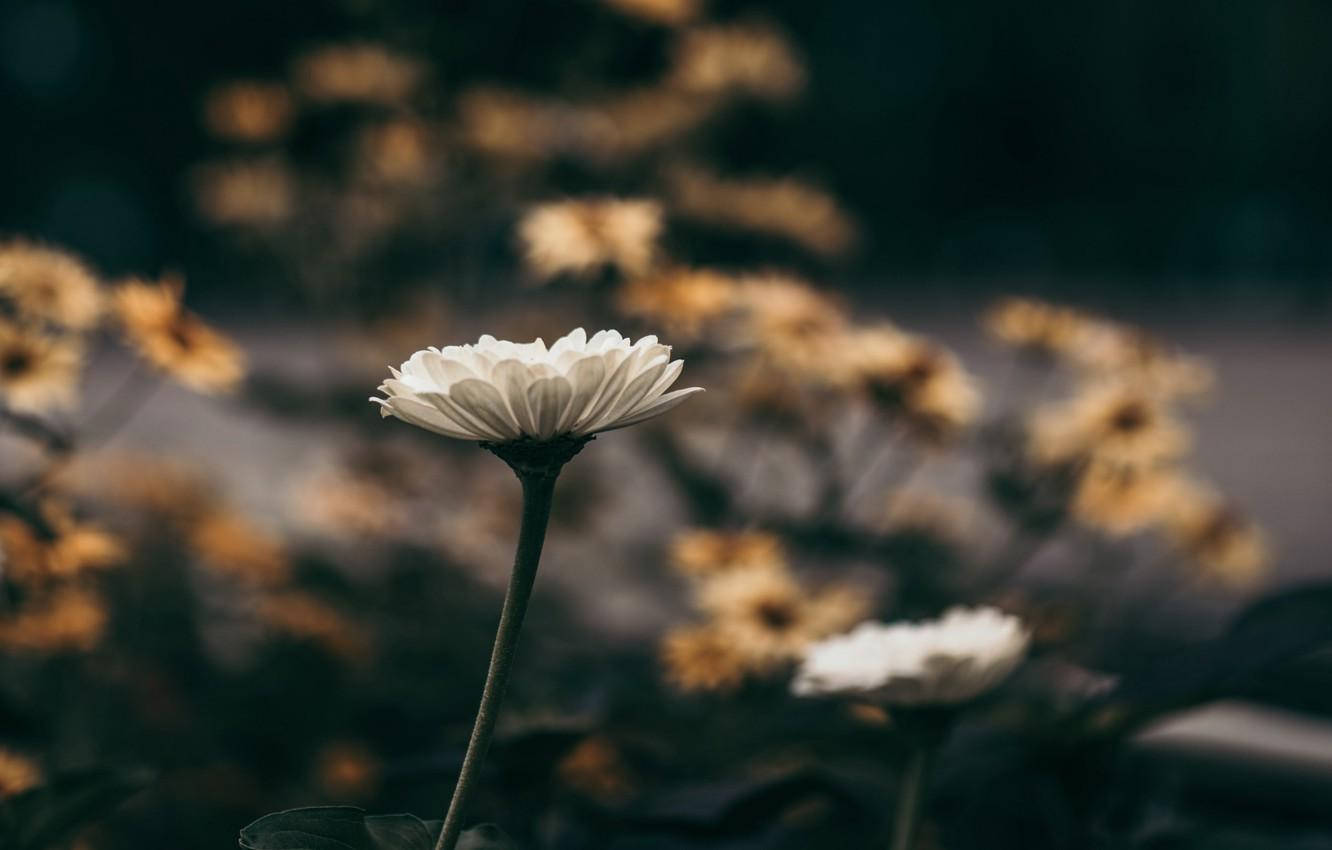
[0,323,82,412]
[0,505,124,583]
[292,42,426,105]
[1070,460,1179,537]
[372,328,701,443]
[314,741,382,798]
[555,736,637,804]
[696,565,868,668]
[665,165,854,257]
[660,624,749,693]
[733,274,848,378]
[846,327,981,442]
[599,0,700,26]
[519,199,663,281]
[1029,383,1189,468]
[792,608,1030,705]
[0,588,107,652]
[668,22,805,100]
[112,276,246,393]
[189,510,290,586]
[0,749,41,796]
[983,297,1092,359]
[0,240,102,331]
[192,157,296,227]
[670,528,784,576]
[616,267,736,340]
[1161,480,1269,586]
[202,80,294,142]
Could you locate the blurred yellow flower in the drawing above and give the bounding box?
[846,326,981,442]
[258,591,369,661]
[983,297,1092,359]
[616,267,736,340]
[355,118,440,184]
[191,157,296,228]
[0,587,107,652]
[0,240,102,331]
[665,164,855,257]
[0,749,41,797]
[189,510,290,586]
[668,22,805,101]
[112,276,246,394]
[669,528,785,577]
[202,80,294,142]
[1071,460,1179,537]
[0,323,82,413]
[733,274,848,378]
[555,735,637,804]
[599,0,700,26]
[1029,383,1189,468]
[519,198,663,281]
[291,42,426,105]
[314,741,382,798]
[0,504,124,584]
[695,565,868,669]
[660,624,749,693]
[1161,481,1270,586]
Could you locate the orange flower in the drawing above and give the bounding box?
[112,276,245,393]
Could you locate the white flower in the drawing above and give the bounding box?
[791,607,1029,706]
[371,328,702,443]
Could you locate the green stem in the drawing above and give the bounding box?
[890,743,932,850]
[435,471,557,850]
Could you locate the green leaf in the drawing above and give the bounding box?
[239,807,518,850]
[0,767,152,850]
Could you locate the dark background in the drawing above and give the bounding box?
[1,0,1329,307]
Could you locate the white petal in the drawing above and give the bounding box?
[381,396,482,439]
[527,376,574,439]
[447,379,522,440]
[595,386,703,432]
[599,354,669,427]
[492,359,539,435]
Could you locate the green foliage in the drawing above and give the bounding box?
[0,768,152,850]
[239,807,517,850]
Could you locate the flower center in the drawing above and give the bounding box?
[1108,402,1149,433]
[754,599,798,632]
[1,347,33,378]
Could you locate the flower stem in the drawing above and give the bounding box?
[435,471,557,850]
[890,742,932,850]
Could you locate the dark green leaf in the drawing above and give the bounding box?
[0,767,152,850]
[240,807,439,850]
[457,823,519,850]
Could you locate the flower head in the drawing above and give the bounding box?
[792,607,1029,705]
[519,199,663,281]
[112,275,246,393]
[372,328,702,444]
[0,323,82,412]
[0,240,102,330]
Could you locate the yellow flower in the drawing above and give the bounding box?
[733,274,848,380]
[669,528,785,577]
[518,199,663,281]
[616,267,736,340]
[668,22,805,101]
[1029,382,1189,468]
[291,42,425,105]
[982,297,1092,358]
[845,326,981,442]
[664,164,855,257]
[660,624,750,693]
[1161,480,1270,586]
[599,0,700,26]
[0,504,124,584]
[695,565,868,669]
[202,80,294,142]
[313,741,382,798]
[1070,461,1179,537]
[0,240,102,330]
[355,118,440,184]
[0,749,41,797]
[191,157,296,228]
[555,736,637,804]
[0,322,82,412]
[188,510,290,586]
[112,276,245,393]
[0,588,107,652]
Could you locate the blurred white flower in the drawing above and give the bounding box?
[371,328,702,443]
[792,607,1029,705]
